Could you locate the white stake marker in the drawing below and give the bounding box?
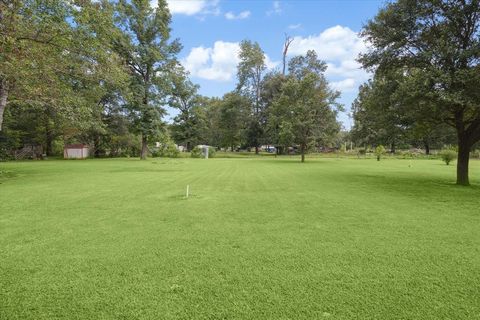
[186,185,189,198]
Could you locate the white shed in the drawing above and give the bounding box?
[64,144,89,159]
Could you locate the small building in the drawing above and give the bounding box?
[64,144,89,159]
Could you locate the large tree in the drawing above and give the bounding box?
[274,50,341,162]
[218,92,249,151]
[360,0,480,185]
[263,71,288,154]
[351,75,408,153]
[0,0,69,131]
[0,0,127,157]
[236,40,267,154]
[169,67,203,151]
[113,0,181,159]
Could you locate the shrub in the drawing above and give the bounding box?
[440,149,457,165]
[191,146,202,158]
[374,145,386,161]
[398,150,421,159]
[0,148,12,161]
[153,141,180,158]
[164,143,180,158]
[208,146,216,158]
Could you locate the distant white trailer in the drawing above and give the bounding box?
[64,144,89,159]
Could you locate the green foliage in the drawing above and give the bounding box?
[217,93,249,150]
[440,149,457,166]
[191,146,203,158]
[374,145,386,161]
[351,75,407,150]
[113,0,181,159]
[398,150,418,159]
[278,121,294,148]
[169,67,208,151]
[207,146,216,158]
[0,0,130,157]
[236,40,267,152]
[272,50,341,162]
[153,141,180,158]
[190,146,215,158]
[359,0,480,185]
[236,40,266,100]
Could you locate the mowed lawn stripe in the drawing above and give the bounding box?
[0,158,479,319]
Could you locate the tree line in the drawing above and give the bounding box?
[170,42,342,162]
[1,0,479,184]
[0,0,341,163]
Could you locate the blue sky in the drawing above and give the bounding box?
[161,0,386,128]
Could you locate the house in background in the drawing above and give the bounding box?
[64,144,89,159]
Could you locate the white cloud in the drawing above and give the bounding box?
[225,10,251,20]
[267,1,282,16]
[330,78,356,92]
[288,23,301,30]
[289,25,366,60]
[265,55,280,70]
[154,0,219,16]
[274,1,281,12]
[289,25,370,92]
[166,0,206,15]
[182,41,279,82]
[182,41,239,81]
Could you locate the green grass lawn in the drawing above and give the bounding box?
[1,157,479,319]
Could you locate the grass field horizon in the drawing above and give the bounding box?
[1,157,479,319]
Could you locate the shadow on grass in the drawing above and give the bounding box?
[0,169,17,184]
[253,157,480,204]
[329,171,480,207]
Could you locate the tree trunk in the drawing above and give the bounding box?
[45,124,53,156]
[231,145,234,152]
[94,135,101,158]
[300,144,305,162]
[456,138,470,186]
[255,146,259,154]
[390,140,396,154]
[424,142,430,155]
[44,106,54,156]
[140,134,148,160]
[0,79,8,132]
